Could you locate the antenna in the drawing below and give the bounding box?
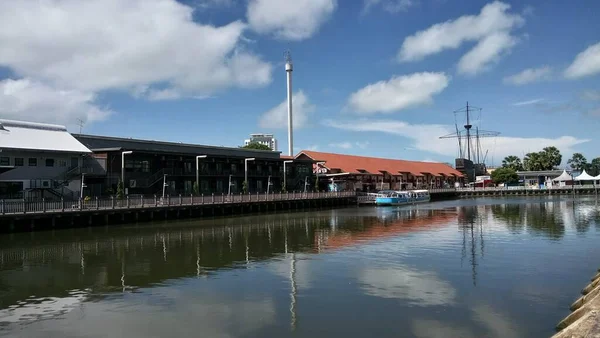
[76,118,84,134]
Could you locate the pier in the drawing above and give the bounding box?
[0,191,355,232]
[456,186,600,198]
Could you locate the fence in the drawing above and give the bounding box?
[0,191,356,215]
[455,185,599,192]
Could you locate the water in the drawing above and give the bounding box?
[1,197,600,337]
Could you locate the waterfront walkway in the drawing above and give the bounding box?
[1,191,355,216]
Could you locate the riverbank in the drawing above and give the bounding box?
[553,268,600,337]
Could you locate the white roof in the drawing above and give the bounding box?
[0,119,91,153]
[552,170,573,182]
[575,169,596,181]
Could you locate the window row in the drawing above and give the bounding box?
[0,157,72,167]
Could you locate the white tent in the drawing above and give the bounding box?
[552,170,573,182]
[593,174,600,181]
[575,170,596,181]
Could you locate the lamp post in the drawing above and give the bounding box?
[267,175,272,194]
[196,155,207,195]
[121,151,133,194]
[80,173,86,200]
[244,158,255,193]
[283,160,293,191]
[162,174,168,200]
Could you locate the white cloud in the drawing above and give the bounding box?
[565,42,600,79]
[0,0,272,98]
[457,31,518,75]
[358,266,457,306]
[362,0,414,15]
[504,66,552,85]
[247,0,336,40]
[0,78,111,126]
[582,90,600,101]
[192,0,236,9]
[397,1,523,74]
[259,90,315,129]
[328,141,370,149]
[512,98,544,106]
[324,118,589,160]
[347,72,449,114]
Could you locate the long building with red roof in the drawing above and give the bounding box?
[294,150,464,191]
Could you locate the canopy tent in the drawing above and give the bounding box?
[594,174,600,180]
[575,170,597,181]
[552,170,573,182]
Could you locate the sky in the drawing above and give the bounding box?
[0,0,599,165]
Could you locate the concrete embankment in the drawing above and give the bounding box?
[553,268,600,337]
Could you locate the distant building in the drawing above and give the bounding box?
[244,134,277,151]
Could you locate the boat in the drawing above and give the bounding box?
[374,190,430,206]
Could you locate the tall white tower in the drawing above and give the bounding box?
[285,50,293,157]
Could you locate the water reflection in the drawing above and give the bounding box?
[0,198,600,337]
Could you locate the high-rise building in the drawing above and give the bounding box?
[244,134,277,151]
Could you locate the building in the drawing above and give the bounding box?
[0,120,92,200]
[73,134,314,196]
[244,133,277,151]
[516,170,568,188]
[295,150,465,192]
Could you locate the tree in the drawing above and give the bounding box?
[192,181,199,195]
[524,152,544,171]
[491,167,519,185]
[568,153,587,171]
[540,146,562,169]
[242,180,248,194]
[116,180,124,199]
[241,142,272,151]
[587,157,600,176]
[501,155,523,171]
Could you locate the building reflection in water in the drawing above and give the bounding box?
[1,199,599,329]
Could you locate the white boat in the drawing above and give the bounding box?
[374,189,430,206]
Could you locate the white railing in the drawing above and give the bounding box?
[456,185,599,192]
[0,191,357,215]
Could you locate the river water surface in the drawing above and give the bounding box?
[1,197,600,337]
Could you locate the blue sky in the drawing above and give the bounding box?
[0,0,599,165]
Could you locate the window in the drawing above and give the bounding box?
[0,157,9,166]
[256,165,262,173]
[268,166,273,173]
[231,164,237,173]
[15,158,24,166]
[184,162,192,173]
[58,159,67,167]
[45,158,55,167]
[216,180,223,192]
[28,158,37,166]
[216,163,223,173]
[0,182,23,199]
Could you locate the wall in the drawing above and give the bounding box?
[0,150,81,181]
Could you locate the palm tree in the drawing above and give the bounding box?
[502,155,523,171]
[567,153,587,172]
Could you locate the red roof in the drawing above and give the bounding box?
[280,155,294,160]
[296,150,463,177]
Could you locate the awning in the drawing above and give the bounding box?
[0,166,15,174]
[575,170,596,181]
[552,170,573,182]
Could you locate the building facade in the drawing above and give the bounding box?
[0,120,93,200]
[296,150,465,192]
[73,134,314,197]
[244,133,277,151]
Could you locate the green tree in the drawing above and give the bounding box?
[242,180,248,194]
[541,146,562,169]
[587,157,600,176]
[524,152,544,171]
[241,142,272,151]
[501,155,523,171]
[116,180,124,199]
[192,181,199,195]
[491,167,519,185]
[567,153,587,171]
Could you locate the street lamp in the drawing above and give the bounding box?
[228,174,234,195]
[244,158,255,192]
[162,174,168,199]
[80,173,86,200]
[283,160,293,191]
[121,151,133,193]
[267,175,273,194]
[196,155,207,195]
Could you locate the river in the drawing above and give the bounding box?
[1,197,599,337]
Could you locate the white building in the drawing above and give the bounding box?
[244,133,277,151]
[0,119,94,200]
